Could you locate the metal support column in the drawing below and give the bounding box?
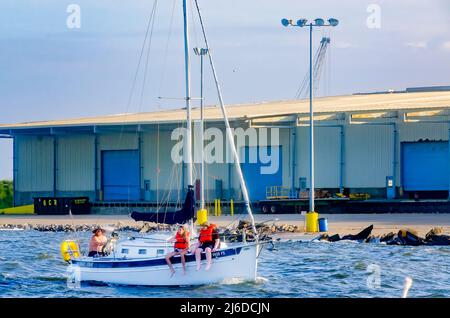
[339,125,345,193]
[308,23,315,212]
[138,132,143,201]
[94,134,98,201]
[392,123,398,199]
[291,127,297,197]
[12,136,17,207]
[448,122,450,200]
[53,136,58,197]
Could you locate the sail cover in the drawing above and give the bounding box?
[130,188,196,224]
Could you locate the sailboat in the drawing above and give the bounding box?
[65,0,264,286]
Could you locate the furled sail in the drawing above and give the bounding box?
[130,187,196,224]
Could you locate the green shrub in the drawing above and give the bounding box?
[0,180,13,209]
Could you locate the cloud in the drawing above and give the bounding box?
[441,41,450,51]
[404,41,428,49]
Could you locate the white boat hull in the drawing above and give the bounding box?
[71,243,259,286]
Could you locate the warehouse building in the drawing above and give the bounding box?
[1,88,450,209]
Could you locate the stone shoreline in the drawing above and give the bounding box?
[0,221,301,234]
[1,214,449,238]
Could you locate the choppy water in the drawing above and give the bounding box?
[0,230,449,298]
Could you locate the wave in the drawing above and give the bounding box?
[217,275,268,286]
[33,276,66,282]
[219,277,247,285]
[35,253,54,261]
[256,276,268,283]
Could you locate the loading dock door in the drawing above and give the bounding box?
[102,150,140,201]
[241,146,282,201]
[401,142,448,191]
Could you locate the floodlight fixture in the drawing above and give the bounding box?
[281,18,291,27]
[194,47,209,56]
[314,18,325,26]
[296,19,308,27]
[328,18,339,27]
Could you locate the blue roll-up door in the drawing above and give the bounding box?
[102,150,140,201]
[241,146,282,201]
[401,142,448,191]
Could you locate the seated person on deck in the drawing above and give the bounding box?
[88,227,107,257]
[195,222,220,271]
[165,225,190,276]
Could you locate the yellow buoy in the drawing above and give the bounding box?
[197,209,208,225]
[60,240,80,262]
[306,212,319,233]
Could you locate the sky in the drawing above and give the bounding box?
[0,0,449,179]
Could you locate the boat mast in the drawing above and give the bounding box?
[193,0,257,239]
[200,52,205,210]
[183,0,193,189]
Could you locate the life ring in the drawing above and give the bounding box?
[60,240,80,262]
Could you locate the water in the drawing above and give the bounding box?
[0,230,449,298]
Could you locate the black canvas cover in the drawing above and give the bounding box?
[131,188,196,224]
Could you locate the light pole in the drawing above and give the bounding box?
[281,18,339,213]
[193,47,209,210]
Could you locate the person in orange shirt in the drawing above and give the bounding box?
[165,225,190,276]
[88,227,108,257]
[195,222,220,271]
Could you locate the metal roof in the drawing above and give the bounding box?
[1,91,450,133]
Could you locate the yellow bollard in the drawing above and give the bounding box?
[306,212,319,232]
[230,199,234,216]
[218,200,222,216]
[197,209,208,225]
[214,199,218,216]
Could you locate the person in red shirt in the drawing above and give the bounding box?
[195,222,220,271]
[165,225,190,276]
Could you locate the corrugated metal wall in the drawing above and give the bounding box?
[142,130,183,202]
[399,123,447,142]
[13,120,450,204]
[16,135,54,192]
[141,127,289,202]
[195,125,229,200]
[296,126,341,188]
[98,133,138,150]
[57,135,94,191]
[280,129,291,188]
[345,125,393,188]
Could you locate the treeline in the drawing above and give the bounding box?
[0,180,13,209]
